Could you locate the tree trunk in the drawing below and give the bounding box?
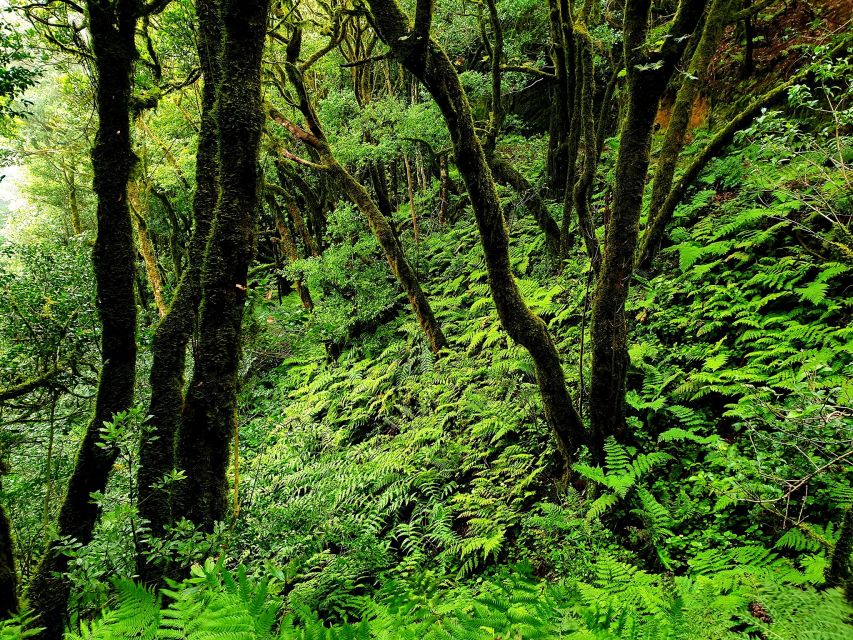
[174,0,271,530]
[571,32,601,271]
[588,0,706,461]
[275,160,322,256]
[65,169,82,236]
[404,155,419,243]
[136,0,222,582]
[369,160,395,220]
[490,158,561,257]
[364,0,584,473]
[546,0,572,198]
[129,181,168,317]
[438,153,449,226]
[636,75,796,269]
[26,2,140,636]
[337,162,446,352]
[270,195,314,310]
[646,0,733,235]
[0,488,18,620]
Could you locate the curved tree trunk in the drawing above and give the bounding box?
[174,0,271,530]
[364,0,584,473]
[26,2,140,636]
[136,0,222,583]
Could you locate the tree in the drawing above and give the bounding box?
[270,27,447,354]
[364,0,585,473]
[136,0,222,582]
[25,0,156,635]
[174,0,271,530]
[587,0,706,460]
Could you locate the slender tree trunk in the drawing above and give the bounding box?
[26,2,140,635]
[546,0,571,198]
[490,158,562,256]
[65,169,82,236]
[571,32,601,271]
[404,155,419,243]
[274,32,447,354]
[438,153,449,226]
[275,160,321,256]
[636,75,796,268]
[136,0,222,581]
[337,162,446,352]
[646,0,733,233]
[364,0,584,472]
[588,0,706,461]
[129,182,168,317]
[174,0,271,530]
[369,160,395,220]
[269,195,314,310]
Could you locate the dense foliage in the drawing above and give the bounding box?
[0,0,850,638]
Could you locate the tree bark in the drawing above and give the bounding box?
[646,0,733,236]
[136,0,222,582]
[26,1,140,635]
[588,0,706,461]
[438,153,449,226]
[571,30,601,271]
[129,181,168,317]
[636,75,795,268]
[825,504,853,599]
[0,487,18,620]
[174,0,271,530]
[364,0,584,472]
[546,0,572,198]
[404,155,419,243]
[64,168,82,236]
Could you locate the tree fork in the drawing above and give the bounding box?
[136,0,223,583]
[588,0,707,462]
[174,0,272,530]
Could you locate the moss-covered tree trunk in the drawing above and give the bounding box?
[825,504,853,601]
[571,27,601,271]
[588,0,706,461]
[0,484,18,620]
[26,1,141,636]
[545,0,573,198]
[365,0,584,472]
[174,0,271,530]
[129,180,168,317]
[644,0,732,256]
[136,0,222,582]
[636,69,801,269]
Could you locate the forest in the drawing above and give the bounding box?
[0,0,850,636]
